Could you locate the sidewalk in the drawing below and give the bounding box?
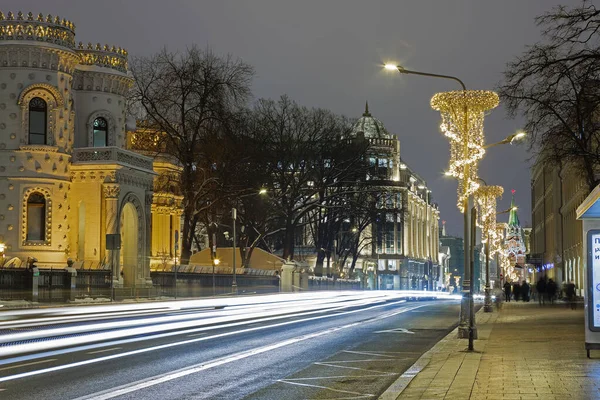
[381,301,600,399]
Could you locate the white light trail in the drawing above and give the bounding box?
[0,302,424,385]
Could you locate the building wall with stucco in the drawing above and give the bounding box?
[0,11,180,288]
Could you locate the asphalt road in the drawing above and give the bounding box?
[0,293,461,399]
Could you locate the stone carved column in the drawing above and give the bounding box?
[103,184,120,282]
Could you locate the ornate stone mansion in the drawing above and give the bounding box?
[0,11,181,287]
[350,104,440,290]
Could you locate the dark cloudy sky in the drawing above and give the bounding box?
[4,0,582,236]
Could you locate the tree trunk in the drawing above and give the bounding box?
[314,250,326,276]
[282,220,295,261]
[583,157,598,194]
[181,208,195,264]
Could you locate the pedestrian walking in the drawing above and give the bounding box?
[547,279,557,304]
[521,280,530,302]
[536,277,546,306]
[503,281,511,302]
[513,281,521,301]
[566,280,577,310]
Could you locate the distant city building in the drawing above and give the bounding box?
[300,104,440,289]
[531,157,586,292]
[503,191,527,282]
[440,220,481,293]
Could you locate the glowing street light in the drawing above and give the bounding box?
[213,258,220,296]
[484,131,526,149]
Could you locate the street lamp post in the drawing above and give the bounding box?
[232,207,237,294]
[229,188,267,295]
[213,258,220,296]
[386,64,498,344]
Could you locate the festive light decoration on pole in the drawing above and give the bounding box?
[492,222,506,258]
[475,185,504,245]
[475,184,503,312]
[431,90,499,212]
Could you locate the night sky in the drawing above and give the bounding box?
[3,0,583,237]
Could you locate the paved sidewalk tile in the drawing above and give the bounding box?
[380,301,600,400]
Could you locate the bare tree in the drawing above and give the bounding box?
[499,0,600,191]
[129,47,254,263]
[250,96,369,262]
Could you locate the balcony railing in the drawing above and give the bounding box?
[72,146,154,171]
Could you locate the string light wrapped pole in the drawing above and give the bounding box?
[492,222,506,287]
[384,64,500,348]
[431,90,499,343]
[475,184,504,312]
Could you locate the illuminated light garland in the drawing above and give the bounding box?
[474,185,503,247]
[431,90,499,212]
[491,222,505,258]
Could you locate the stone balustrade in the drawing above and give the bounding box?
[72,146,154,171]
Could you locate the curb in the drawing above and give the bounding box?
[378,307,488,400]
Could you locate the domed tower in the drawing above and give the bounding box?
[0,11,80,263]
[350,101,400,181]
[72,42,132,148]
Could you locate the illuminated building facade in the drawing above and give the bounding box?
[350,104,440,290]
[0,11,180,286]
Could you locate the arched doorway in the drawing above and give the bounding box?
[120,202,138,287]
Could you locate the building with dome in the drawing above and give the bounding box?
[503,190,527,282]
[0,11,181,288]
[350,103,440,290]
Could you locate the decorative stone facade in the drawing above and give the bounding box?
[0,11,181,287]
[349,104,440,290]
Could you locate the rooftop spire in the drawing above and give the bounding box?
[363,100,371,117]
[508,189,520,227]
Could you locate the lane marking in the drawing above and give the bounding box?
[86,348,121,355]
[0,302,425,390]
[0,358,57,372]
[0,300,421,372]
[375,328,414,334]
[186,332,207,337]
[67,305,423,400]
[342,350,397,358]
[277,379,374,397]
[283,374,392,381]
[315,363,396,375]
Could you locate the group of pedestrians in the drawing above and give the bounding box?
[502,276,578,309]
[502,280,531,302]
[534,277,557,305]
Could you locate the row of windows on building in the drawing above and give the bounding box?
[28,97,109,147]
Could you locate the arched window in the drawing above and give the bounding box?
[28,97,47,145]
[26,192,46,241]
[93,117,108,147]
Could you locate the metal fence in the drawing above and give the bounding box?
[150,272,280,297]
[0,269,113,302]
[0,268,360,303]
